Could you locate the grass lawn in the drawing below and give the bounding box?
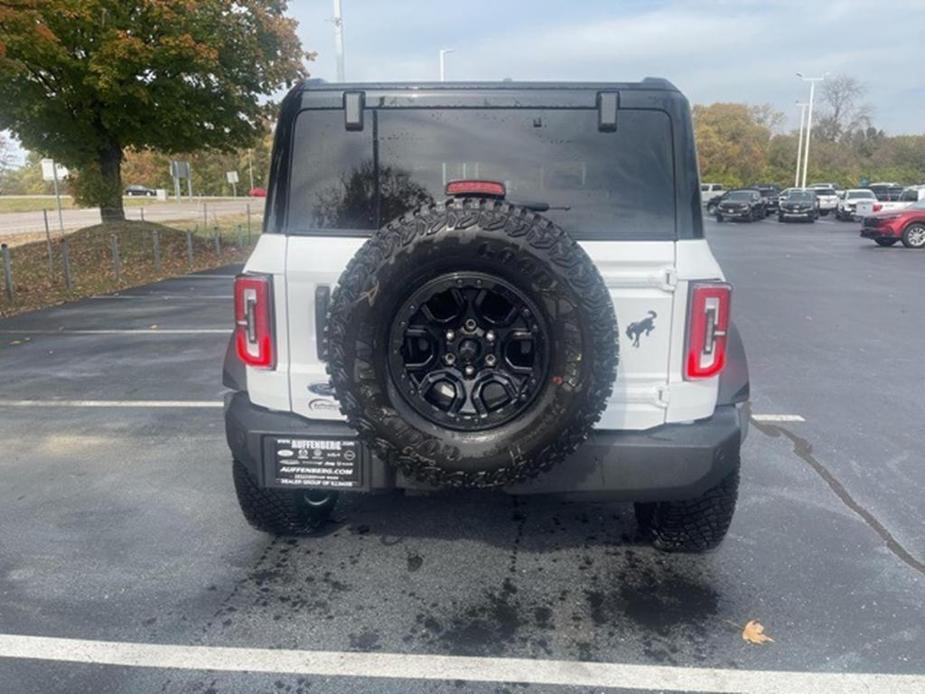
[0,220,254,318]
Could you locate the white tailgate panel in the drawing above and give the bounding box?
[580,241,676,430]
[282,237,721,431]
[287,237,365,420]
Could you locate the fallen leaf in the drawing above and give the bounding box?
[149,324,158,329]
[742,619,774,645]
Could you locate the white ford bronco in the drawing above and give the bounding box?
[224,79,750,552]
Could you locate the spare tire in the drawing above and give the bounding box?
[325,197,618,488]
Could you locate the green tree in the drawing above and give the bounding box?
[0,131,12,190]
[693,103,777,186]
[0,150,53,194]
[0,0,308,221]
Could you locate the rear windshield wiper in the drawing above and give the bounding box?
[511,199,571,212]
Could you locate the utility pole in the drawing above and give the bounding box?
[248,150,255,191]
[797,73,827,189]
[333,0,346,82]
[51,162,65,234]
[439,48,455,82]
[795,101,808,188]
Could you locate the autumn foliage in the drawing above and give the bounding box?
[694,97,925,189]
[0,0,308,220]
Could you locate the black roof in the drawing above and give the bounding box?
[300,78,680,92]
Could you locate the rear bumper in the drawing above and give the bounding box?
[861,225,899,239]
[717,209,752,220]
[224,392,744,502]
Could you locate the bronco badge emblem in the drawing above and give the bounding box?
[626,310,657,348]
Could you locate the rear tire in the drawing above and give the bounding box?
[232,459,337,535]
[901,223,925,248]
[635,468,739,553]
[876,238,898,247]
[715,213,724,223]
[777,214,785,223]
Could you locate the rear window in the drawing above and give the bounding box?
[900,188,920,202]
[870,185,904,201]
[815,188,836,196]
[287,108,677,240]
[726,191,756,201]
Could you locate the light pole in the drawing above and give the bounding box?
[439,48,454,82]
[796,72,827,188]
[794,101,808,188]
[333,0,346,82]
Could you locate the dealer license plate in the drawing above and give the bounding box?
[272,437,361,489]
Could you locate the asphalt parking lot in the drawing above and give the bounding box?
[0,216,923,693]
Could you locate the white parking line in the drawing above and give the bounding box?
[0,329,230,335]
[0,400,222,408]
[0,634,920,693]
[751,414,806,423]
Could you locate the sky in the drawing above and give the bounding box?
[5,0,925,165]
[289,0,925,134]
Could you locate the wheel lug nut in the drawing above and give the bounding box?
[444,353,456,365]
[464,319,477,332]
[445,330,455,341]
[485,330,495,343]
[485,354,497,367]
[464,365,475,377]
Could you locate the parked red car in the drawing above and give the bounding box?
[860,199,925,248]
[248,186,267,197]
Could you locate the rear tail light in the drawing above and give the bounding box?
[685,282,732,380]
[234,274,275,368]
[445,180,506,198]
[873,203,883,212]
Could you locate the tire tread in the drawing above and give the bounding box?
[325,198,618,489]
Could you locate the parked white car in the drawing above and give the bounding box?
[700,183,726,205]
[856,185,925,218]
[835,189,876,221]
[809,186,838,216]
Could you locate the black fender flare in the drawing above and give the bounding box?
[717,321,749,405]
[222,334,246,392]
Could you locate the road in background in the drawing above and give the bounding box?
[0,217,922,692]
[0,197,263,237]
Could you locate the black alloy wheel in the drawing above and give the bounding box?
[388,272,548,432]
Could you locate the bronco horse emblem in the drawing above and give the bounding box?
[626,310,657,348]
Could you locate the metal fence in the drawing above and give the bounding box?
[1,223,257,313]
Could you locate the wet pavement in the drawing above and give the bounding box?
[0,218,922,693]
